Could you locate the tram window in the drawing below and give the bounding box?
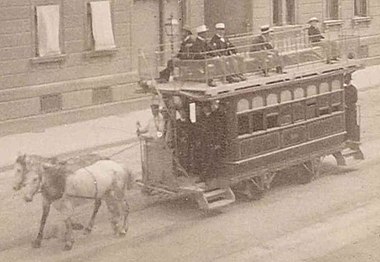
[252,96,264,108]
[266,113,279,129]
[319,82,330,93]
[331,79,341,90]
[252,112,264,132]
[280,90,292,102]
[293,102,305,122]
[306,85,317,96]
[318,95,330,116]
[280,105,292,126]
[267,93,278,106]
[306,99,317,119]
[331,103,342,112]
[294,87,304,99]
[238,114,250,135]
[237,99,250,112]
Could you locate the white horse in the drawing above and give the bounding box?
[13,155,132,250]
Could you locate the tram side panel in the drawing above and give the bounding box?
[224,72,353,180]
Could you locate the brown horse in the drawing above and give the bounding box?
[13,154,132,250]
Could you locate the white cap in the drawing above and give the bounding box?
[196,25,208,34]
[260,25,273,33]
[215,23,225,29]
[308,17,319,23]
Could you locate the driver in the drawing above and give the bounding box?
[136,96,165,139]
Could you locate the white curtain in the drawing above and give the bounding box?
[90,1,116,51]
[36,5,61,57]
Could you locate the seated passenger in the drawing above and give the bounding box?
[209,23,246,83]
[250,25,284,75]
[190,25,221,87]
[158,25,195,83]
[307,17,339,63]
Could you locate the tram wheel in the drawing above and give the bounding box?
[297,157,321,184]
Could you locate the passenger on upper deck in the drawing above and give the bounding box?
[210,23,246,83]
[190,25,219,87]
[307,17,339,64]
[250,25,284,75]
[158,25,195,83]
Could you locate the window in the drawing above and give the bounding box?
[237,99,250,112]
[87,1,116,51]
[294,87,304,99]
[319,82,330,93]
[354,0,368,17]
[280,90,292,102]
[238,115,250,135]
[331,79,341,90]
[272,0,296,26]
[252,96,264,108]
[35,5,61,57]
[306,85,317,96]
[267,112,279,128]
[326,0,339,20]
[267,93,278,105]
[252,112,264,132]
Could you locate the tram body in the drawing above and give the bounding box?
[137,32,364,209]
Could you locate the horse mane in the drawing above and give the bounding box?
[42,164,67,201]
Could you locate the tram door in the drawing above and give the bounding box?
[190,101,228,178]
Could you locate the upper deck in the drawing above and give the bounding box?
[156,60,362,101]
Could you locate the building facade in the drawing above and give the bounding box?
[0,0,379,125]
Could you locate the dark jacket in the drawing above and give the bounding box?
[177,35,195,60]
[308,26,325,43]
[209,34,237,56]
[250,35,274,52]
[190,36,213,60]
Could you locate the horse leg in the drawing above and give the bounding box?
[84,199,102,235]
[104,193,122,236]
[32,199,51,248]
[119,199,129,236]
[63,217,74,251]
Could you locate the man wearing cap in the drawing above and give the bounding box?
[158,25,195,83]
[190,24,219,87]
[307,17,339,63]
[250,25,284,75]
[136,96,165,139]
[210,22,246,83]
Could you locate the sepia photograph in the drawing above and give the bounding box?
[0,0,379,261]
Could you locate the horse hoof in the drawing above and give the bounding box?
[63,242,73,251]
[83,228,92,235]
[31,240,41,248]
[118,229,127,237]
[72,222,84,231]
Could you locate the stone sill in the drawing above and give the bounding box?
[30,54,66,64]
[323,20,344,27]
[84,48,118,58]
[352,16,371,25]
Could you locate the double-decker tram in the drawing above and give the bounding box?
[136,29,364,210]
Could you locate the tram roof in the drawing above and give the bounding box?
[157,61,362,102]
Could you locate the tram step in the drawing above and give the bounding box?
[203,189,228,199]
[342,149,364,159]
[208,199,236,210]
[196,187,236,210]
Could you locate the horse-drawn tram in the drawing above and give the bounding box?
[136,32,364,210]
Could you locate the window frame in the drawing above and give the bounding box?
[325,0,340,21]
[85,0,118,57]
[354,0,368,17]
[271,0,297,26]
[30,3,66,64]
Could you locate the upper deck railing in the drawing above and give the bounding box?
[138,28,379,85]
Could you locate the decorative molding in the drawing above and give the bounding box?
[30,54,67,64]
[84,48,118,58]
[352,16,371,26]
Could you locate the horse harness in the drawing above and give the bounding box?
[65,166,100,200]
